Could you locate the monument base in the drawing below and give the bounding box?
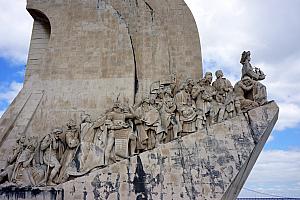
[0,186,63,200]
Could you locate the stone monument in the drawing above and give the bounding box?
[0,1,278,200]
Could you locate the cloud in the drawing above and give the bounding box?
[266,134,274,143]
[274,102,300,131]
[0,0,33,63]
[185,0,300,132]
[240,150,300,197]
[0,81,23,103]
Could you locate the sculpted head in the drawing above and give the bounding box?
[215,70,223,79]
[142,96,150,106]
[17,134,26,144]
[67,119,77,129]
[240,51,251,64]
[112,101,122,112]
[51,128,63,139]
[204,72,213,84]
[26,137,38,151]
[186,78,194,92]
[241,76,253,87]
[81,113,91,123]
[179,82,187,91]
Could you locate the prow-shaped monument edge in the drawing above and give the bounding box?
[0,0,278,199]
[0,51,277,200]
[57,102,278,200]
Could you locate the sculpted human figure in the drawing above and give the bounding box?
[57,119,80,183]
[104,101,136,165]
[234,76,260,111]
[193,72,216,126]
[241,51,267,105]
[76,113,96,171]
[80,114,95,143]
[185,78,195,96]
[191,79,206,129]
[175,81,197,135]
[160,94,181,143]
[11,137,38,185]
[212,70,233,104]
[0,134,26,184]
[135,97,163,151]
[40,128,65,186]
[241,51,265,81]
[212,70,235,122]
[67,114,110,176]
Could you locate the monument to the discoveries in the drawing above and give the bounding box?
[0,0,278,200]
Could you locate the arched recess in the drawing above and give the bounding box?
[25,9,51,82]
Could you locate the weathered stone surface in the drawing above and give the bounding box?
[0,0,202,169]
[47,102,277,200]
[0,0,278,199]
[0,187,63,200]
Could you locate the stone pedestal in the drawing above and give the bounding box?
[0,102,276,200]
[0,187,63,200]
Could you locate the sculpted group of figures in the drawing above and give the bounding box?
[0,51,268,187]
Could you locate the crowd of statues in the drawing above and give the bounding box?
[0,51,268,187]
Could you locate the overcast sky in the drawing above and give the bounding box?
[0,0,300,197]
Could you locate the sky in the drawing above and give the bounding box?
[0,0,300,198]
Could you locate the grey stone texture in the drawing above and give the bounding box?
[0,0,202,169]
[0,102,279,199]
[0,187,63,200]
[56,102,278,200]
[0,1,279,199]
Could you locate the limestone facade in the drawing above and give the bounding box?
[0,0,202,169]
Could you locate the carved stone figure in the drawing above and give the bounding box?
[80,114,95,143]
[0,134,26,184]
[175,81,197,135]
[57,120,80,183]
[104,102,136,165]
[212,70,233,104]
[212,70,234,122]
[76,114,96,170]
[234,76,260,111]
[241,51,265,81]
[29,162,47,187]
[0,51,271,187]
[160,94,181,143]
[196,72,217,126]
[135,97,164,150]
[191,80,206,129]
[240,51,267,106]
[40,128,65,186]
[11,137,38,185]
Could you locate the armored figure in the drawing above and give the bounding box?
[104,102,136,165]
